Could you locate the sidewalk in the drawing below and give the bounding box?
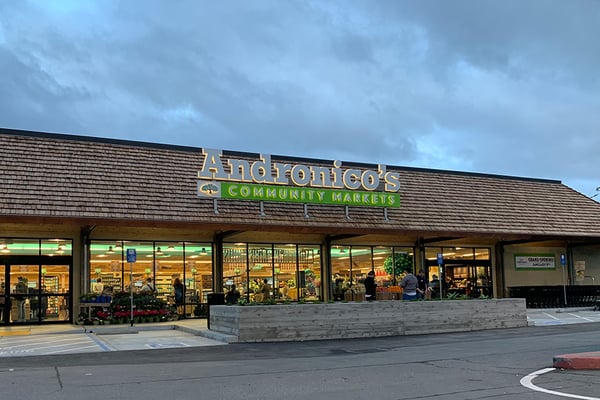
[0,317,236,341]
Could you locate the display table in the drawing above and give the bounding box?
[79,302,111,318]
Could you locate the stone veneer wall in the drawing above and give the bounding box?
[209,298,527,342]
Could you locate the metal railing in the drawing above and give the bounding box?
[508,285,600,308]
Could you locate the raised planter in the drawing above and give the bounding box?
[209,298,527,342]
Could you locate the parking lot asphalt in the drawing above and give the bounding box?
[0,307,599,358]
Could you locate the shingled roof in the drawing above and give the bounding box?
[2,128,600,241]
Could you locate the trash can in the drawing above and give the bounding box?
[206,292,225,329]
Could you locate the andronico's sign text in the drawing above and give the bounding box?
[197,149,401,208]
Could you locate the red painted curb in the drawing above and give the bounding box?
[553,351,600,370]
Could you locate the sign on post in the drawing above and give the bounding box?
[126,248,136,326]
[126,248,137,263]
[437,253,444,300]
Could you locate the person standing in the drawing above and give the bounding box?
[173,277,185,316]
[400,270,419,301]
[92,278,104,295]
[364,271,377,301]
[259,279,271,302]
[225,284,241,304]
[140,277,155,294]
[15,277,28,322]
[416,270,427,299]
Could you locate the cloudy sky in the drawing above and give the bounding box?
[1,0,599,198]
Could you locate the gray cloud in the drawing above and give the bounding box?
[0,0,598,197]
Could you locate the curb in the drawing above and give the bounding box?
[553,351,600,370]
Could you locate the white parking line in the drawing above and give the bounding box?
[543,312,561,320]
[568,313,595,322]
[520,368,600,400]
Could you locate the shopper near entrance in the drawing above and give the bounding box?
[225,284,241,304]
[92,278,104,294]
[399,270,419,300]
[259,279,271,302]
[140,277,155,294]
[15,276,28,321]
[364,270,377,301]
[173,277,185,315]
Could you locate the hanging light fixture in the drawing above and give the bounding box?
[167,244,175,251]
[114,242,123,250]
[0,243,10,254]
[56,244,65,254]
[199,247,207,255]
[156,247,163,255]
[107,246,115,254]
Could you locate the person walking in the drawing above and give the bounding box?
[400,269,419,301]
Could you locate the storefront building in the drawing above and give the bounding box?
[1,128,600,325]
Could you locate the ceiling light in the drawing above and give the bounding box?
[0,243,10,254]
[107,246,114,254]
[200,247,207,255]
[156,247,163,255]
[167,245,175,251]
[114,242,123,250]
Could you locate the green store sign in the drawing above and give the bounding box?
[198,181,401,208]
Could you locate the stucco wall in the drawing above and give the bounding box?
[503,246,566,287]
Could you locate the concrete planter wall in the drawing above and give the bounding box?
[209,298,527,343]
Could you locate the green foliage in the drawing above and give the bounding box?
[383,253,413,276]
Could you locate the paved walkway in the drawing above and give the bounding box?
[0,318,230,357]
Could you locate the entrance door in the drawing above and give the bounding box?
[424,259,492,298]
[1,258,71,325]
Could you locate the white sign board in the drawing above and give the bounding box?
[515,255,556,270]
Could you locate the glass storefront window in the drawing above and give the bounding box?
[0,238,72,325]
[222,242,322,303]
[89,240,212,318]
[331,245,351,300]
[424,246,492,298]
[185,244,212,304]
[298,245,320,301]
[42,239,72,256]
[331,245,414,301]
[248,244,273,302]
[372,247,393,286]
[223,243,247,299]
[274,244,297,301]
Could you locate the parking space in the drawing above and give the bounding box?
[527,309,600,326]
[0,328,226,357]
[0,333,101,357]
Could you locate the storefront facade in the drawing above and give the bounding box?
[2,128,600,325]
